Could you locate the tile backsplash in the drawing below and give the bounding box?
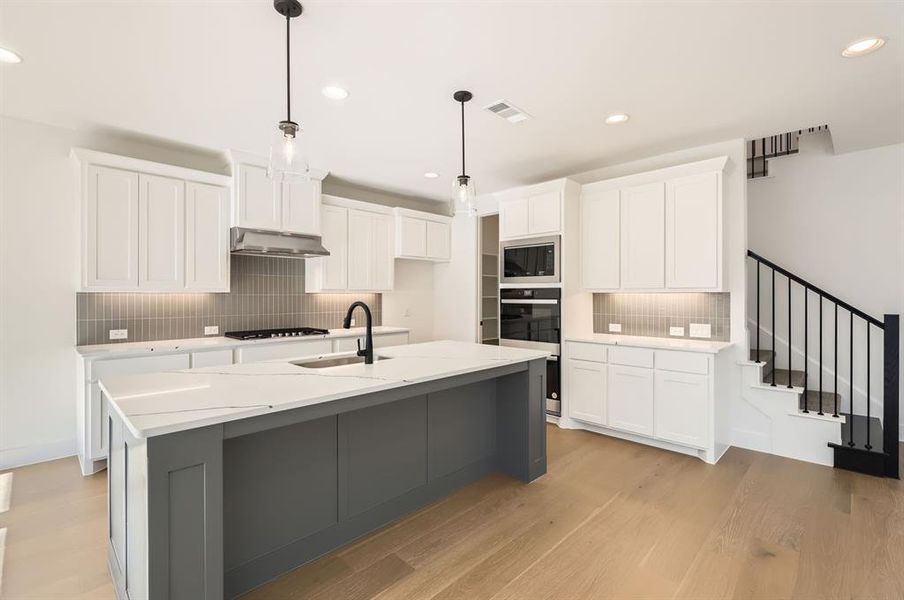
[76,255,381,345]
[592,293,730,341]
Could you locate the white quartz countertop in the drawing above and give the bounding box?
[565,333,733,354]
[99,340,549,439]
[76,326,410,359]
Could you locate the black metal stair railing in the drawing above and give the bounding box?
[747,249,900,478]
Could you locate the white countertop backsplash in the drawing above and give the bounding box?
[565,333,733,354]
[99,340,549,439]
[76,326,410,359]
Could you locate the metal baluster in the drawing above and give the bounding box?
[756,261,760,355]
[787,275,792,388]
[819,296,824,415]
[771,268,776,386]
[866,325,871,450]
[803,287,809,412]
[849,313,854,443]
[833,304,838,416]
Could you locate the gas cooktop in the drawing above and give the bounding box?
[224,327,329,340]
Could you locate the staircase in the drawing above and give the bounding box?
[744,250,899,478]
[746,125,829,179]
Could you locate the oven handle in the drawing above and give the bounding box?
[500,299,559,305]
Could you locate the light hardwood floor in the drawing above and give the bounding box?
[1,426,902,599]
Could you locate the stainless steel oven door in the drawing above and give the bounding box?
[499,235,560,284]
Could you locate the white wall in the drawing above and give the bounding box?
[748,135,904,439]
[433,213,478,342]
[381,260,435,343]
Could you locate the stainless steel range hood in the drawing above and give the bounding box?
[229,227,330,259]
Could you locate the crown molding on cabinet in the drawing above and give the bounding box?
[227,149,329,182]
[71,147,232,187]
[581,156,728,194]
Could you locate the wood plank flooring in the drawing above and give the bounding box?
[1,426,902,599]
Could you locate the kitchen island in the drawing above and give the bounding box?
[100,340,548,599]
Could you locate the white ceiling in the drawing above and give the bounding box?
[1,1,901,202]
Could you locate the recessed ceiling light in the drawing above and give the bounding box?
[322,86,349,100]
[0,47,22,64]
[842,37,885,57]
[605,113,630,125]
[423,172,440,179]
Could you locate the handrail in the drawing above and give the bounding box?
[747,250,884,328]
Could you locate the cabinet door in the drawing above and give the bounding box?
[84,165,139,289]
[185,182,229,291]
[426,220,451,261]
[236,162,280,229]
[138,173,184,290]
[581,188,620,289]
[654,370,708,448]
[567,358,607,425]
[499,198,529,239]
[398,216,427,258]
[607,364,654,436]
[319,205,348,290]
[665,172,720,289]
[528,191,562,234]
[347,209,373,290]
[281,179,321,235]
[371,212,394,290]
[620,182,665,289]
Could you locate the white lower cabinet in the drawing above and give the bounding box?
[654,370,708,448]
[607,364,654,436]
[566,358,607,425]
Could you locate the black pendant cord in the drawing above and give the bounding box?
[460,100,466,178]
[286,14,291,122]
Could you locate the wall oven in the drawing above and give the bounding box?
[499,235,560,284]
[499,287,561,416]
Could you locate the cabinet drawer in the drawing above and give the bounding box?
[91,353,190,381]
[566,341,607,363]
[237,339,332,363]
[655,350,709,375]
[190,349,234,368]
[607,346,654,369]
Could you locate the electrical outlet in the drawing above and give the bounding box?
[669,326,685,337]
[689,323,712,339]
[109,329,128,340]
[204,325,219,336]
[608,323,622,333]
[349,318,356,326]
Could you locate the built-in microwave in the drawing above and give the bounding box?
[499,235,560,284]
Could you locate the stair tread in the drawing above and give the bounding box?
[830,414,885,455]
[762,368,806,388]
[749,349,775,363]
[800,390,842,415]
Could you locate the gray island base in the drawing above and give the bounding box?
[102,342,548,599]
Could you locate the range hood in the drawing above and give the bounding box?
[229,227,330,259]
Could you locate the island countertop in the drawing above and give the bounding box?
[99,340,549,439]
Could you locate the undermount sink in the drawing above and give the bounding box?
[290,355,391,369]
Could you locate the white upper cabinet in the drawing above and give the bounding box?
[185,182,229,291]
[579,156,727,292]
[393,208,451,262]
[496,179,573,240]
[230,150,327,235]
[620,182,665,289]
[235,162,280,230]
[84,165,140,290]
[581,188,620,290]
[306,196,394,293]
[138,174,185,290]
[75,149,231,293]
[665,172,721,290]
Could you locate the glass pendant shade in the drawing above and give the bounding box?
[451,174,477,216]
[268,120,310,183]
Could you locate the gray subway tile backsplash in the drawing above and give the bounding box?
[77,255,382,345]
[592,292,730,341]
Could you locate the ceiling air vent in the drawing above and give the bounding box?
[484,100,530,123]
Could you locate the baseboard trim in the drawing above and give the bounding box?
[731,427,771,454]
[0,439,76,471]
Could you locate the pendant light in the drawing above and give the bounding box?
[268,0,309,182]
[451,90,477,216]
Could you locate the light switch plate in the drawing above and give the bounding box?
[689,323,712,339]
[204,325,219,336]
[669,326,685,337]
[608,323,622,333]
[109,329,128,340]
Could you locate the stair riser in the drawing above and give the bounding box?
[832,447,887,478]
